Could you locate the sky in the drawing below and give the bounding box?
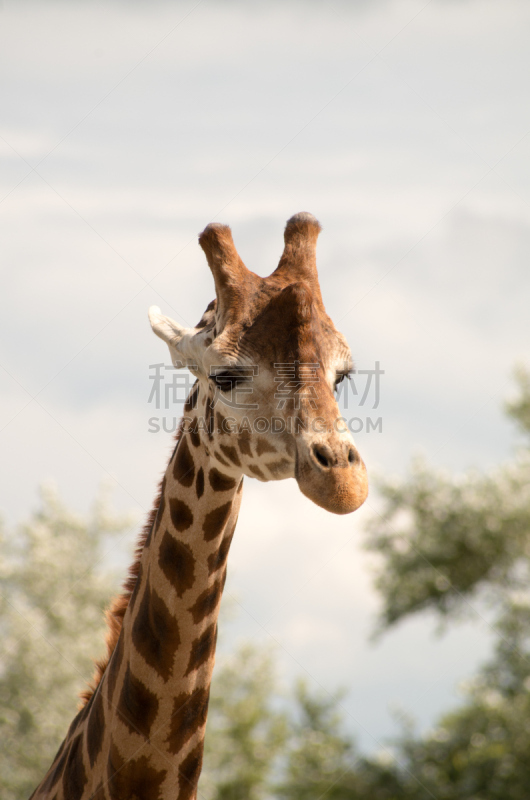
[1,0,530,755]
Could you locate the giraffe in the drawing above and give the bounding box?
[31,212,368,800]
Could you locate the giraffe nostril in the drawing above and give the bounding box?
[312,444,331,469]
[348,448,357,464]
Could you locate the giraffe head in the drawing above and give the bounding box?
[149,212,368,515]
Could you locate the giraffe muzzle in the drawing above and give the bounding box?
[295,438,368,514]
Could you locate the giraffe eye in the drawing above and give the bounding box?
[210,368,249,392]
[334,369,352,391]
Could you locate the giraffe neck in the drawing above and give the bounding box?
[32,426,244,800]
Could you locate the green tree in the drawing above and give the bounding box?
[277,681,360,800]
[0,487,129,800]
[203,653,404,800]
[201,643,288,800]
[358,367,530,798]
[365,367,530,631]
[354,601,530,800]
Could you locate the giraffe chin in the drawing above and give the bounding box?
[295,460,369,515]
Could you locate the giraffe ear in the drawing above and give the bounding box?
[198,223,254,322]
[148,306,192,369]
[271,212,323,300]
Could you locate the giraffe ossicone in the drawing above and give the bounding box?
[31,212,368,800]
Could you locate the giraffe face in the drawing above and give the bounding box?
[150,214,368,515]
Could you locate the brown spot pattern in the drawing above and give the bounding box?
[67,697,91,739]
[256,437,277,456]
[132,582,180,681]
[107,740,167,800]
[173,436,195,487]
[196,467,204,499]
[188,577,224,624]
[185,623,217,675]
[267,458,292,477]
[188,418,201,448]
[117,665,159,739]
[202,502,233,541]
[86,685,105,768]
[208,527,236,575]
[62,734,86,800]
[208,468,236,493]
[214,449,231,467]
[128,563,143,613]
[159,530,196,597]
[169,498,194,532]
[220,443,241,467]
[178,742,205,800]
[248,464,266,480]
[238,430,252,456]
[166,688,210,755]
[107,631,125,708]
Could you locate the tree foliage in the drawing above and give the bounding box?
[0,487,129,800]
[354,600,530,800]
[202,643,288,800]
[365,368,530,630]
[276,681,359,800]
[357,366,530,798]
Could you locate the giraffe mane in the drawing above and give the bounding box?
[80,429,182,707]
